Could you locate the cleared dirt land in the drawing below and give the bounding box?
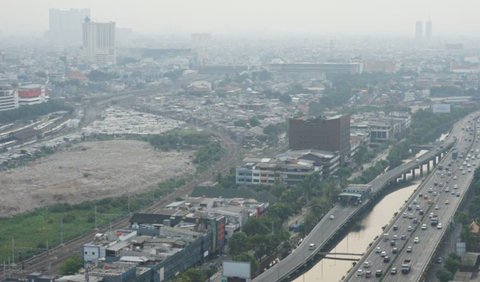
[0,140,194,216]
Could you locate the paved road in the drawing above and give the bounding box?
[254,116,462,282]
[345,112,480,281]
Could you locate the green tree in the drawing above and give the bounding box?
[436,269,454,282]
[249,117,260,127]
[234,253,259,274]
[59,256,83,275]
[229,232,250,256]
[444,253,461,274]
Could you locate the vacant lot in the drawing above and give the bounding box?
[0,140,194,216]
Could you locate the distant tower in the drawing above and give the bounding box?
[47,8,90,45]
[425,20,432,40]
[415,21,424,40]
[82,18,116,65]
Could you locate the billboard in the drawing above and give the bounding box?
[223,261,251,280]
[432,104,451,113]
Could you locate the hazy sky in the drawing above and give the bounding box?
[2,0,480,37]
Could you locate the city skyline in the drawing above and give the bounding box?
[1,0,480,37]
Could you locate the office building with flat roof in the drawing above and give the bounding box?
[288,115,350,160]
[82,17,116,65]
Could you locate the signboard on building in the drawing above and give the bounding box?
[432,104,451,113]
[223,261,251,281]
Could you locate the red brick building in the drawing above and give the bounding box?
[289,115,350,160]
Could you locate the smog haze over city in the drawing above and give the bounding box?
[2,1,480,282]
[2,0,480,36]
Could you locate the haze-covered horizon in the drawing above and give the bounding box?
[2,0,480,38]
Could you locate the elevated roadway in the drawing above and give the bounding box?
[254,115,465,282]
[345,112,480,281]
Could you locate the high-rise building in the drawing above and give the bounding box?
[425,20,432,40]
[0,84,18,112]
[288,115,351,160]
[415,21,424,40]
[47,8,90,44]
[82,18,116,65]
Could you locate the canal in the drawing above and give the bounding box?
[294,181,420,282]
[295,147,438,282]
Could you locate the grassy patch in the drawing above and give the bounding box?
[0,178,185,262]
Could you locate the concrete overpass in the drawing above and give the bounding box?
[343,112,480,282]
[253,122,459,282]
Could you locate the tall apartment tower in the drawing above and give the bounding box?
[425,20,432,40]
[415,21,424,40]
[288,115,351,160]
[47,8,90,44]
[82,18,116,65]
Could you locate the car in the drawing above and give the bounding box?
[436,257,443,264]
[407,225,413,232]
[365,270,372,278]
[357,269,364,277]
[376,247,381,253]
[433,191,438,196]
[390,267,397,275]
[437,223,443,229]
[401,234,407,240]
[393,224,398,231]
[415,205,421,210]
[435,205,439,210]
[451,190,456,195]
[457,192,461,197]
[329,214,335,220]
[445,187,450,193]
[402,212,408,218]
[383,256,390,263]
[421,224,427,230]
[445,200,450,205]
[390,240,396,246]
[407,205,412,211]
[419,209,424,215]
[393,235,398,240]
[381,251,387,257]
[364,261,370,268]
[392,247,398,254]
[309,243,316,250]
[406,246,412,253]
[408,213,414,219]
[414,237,420,244]
[454,183,458,188]
[375,269,383,277]
[413,218,419,224]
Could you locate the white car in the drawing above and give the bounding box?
[414,237,420,244]
[437,223,443,229]
[329,214,335,220]
[421,224,427,230]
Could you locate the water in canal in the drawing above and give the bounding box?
[294,137,448,281]
[295,181,420,282]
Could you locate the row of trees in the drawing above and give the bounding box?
[228,175,340,274]
[387,107,476,167]
[0,100,73,123]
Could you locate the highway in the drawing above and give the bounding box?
[345,112,480,281]
[254,117,460,282]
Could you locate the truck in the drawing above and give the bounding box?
[401,259,412,274]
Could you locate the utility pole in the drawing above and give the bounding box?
[94,205,97,230]
[60,216,64,245]
[11,237,14,265]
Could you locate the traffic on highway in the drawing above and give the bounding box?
[347,112,480,281]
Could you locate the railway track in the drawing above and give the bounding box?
[2,127,240,279]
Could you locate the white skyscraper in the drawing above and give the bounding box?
[425,20,432,40]
[415,21,423,41]
[47,8,90,44]
[82,18,116,65]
